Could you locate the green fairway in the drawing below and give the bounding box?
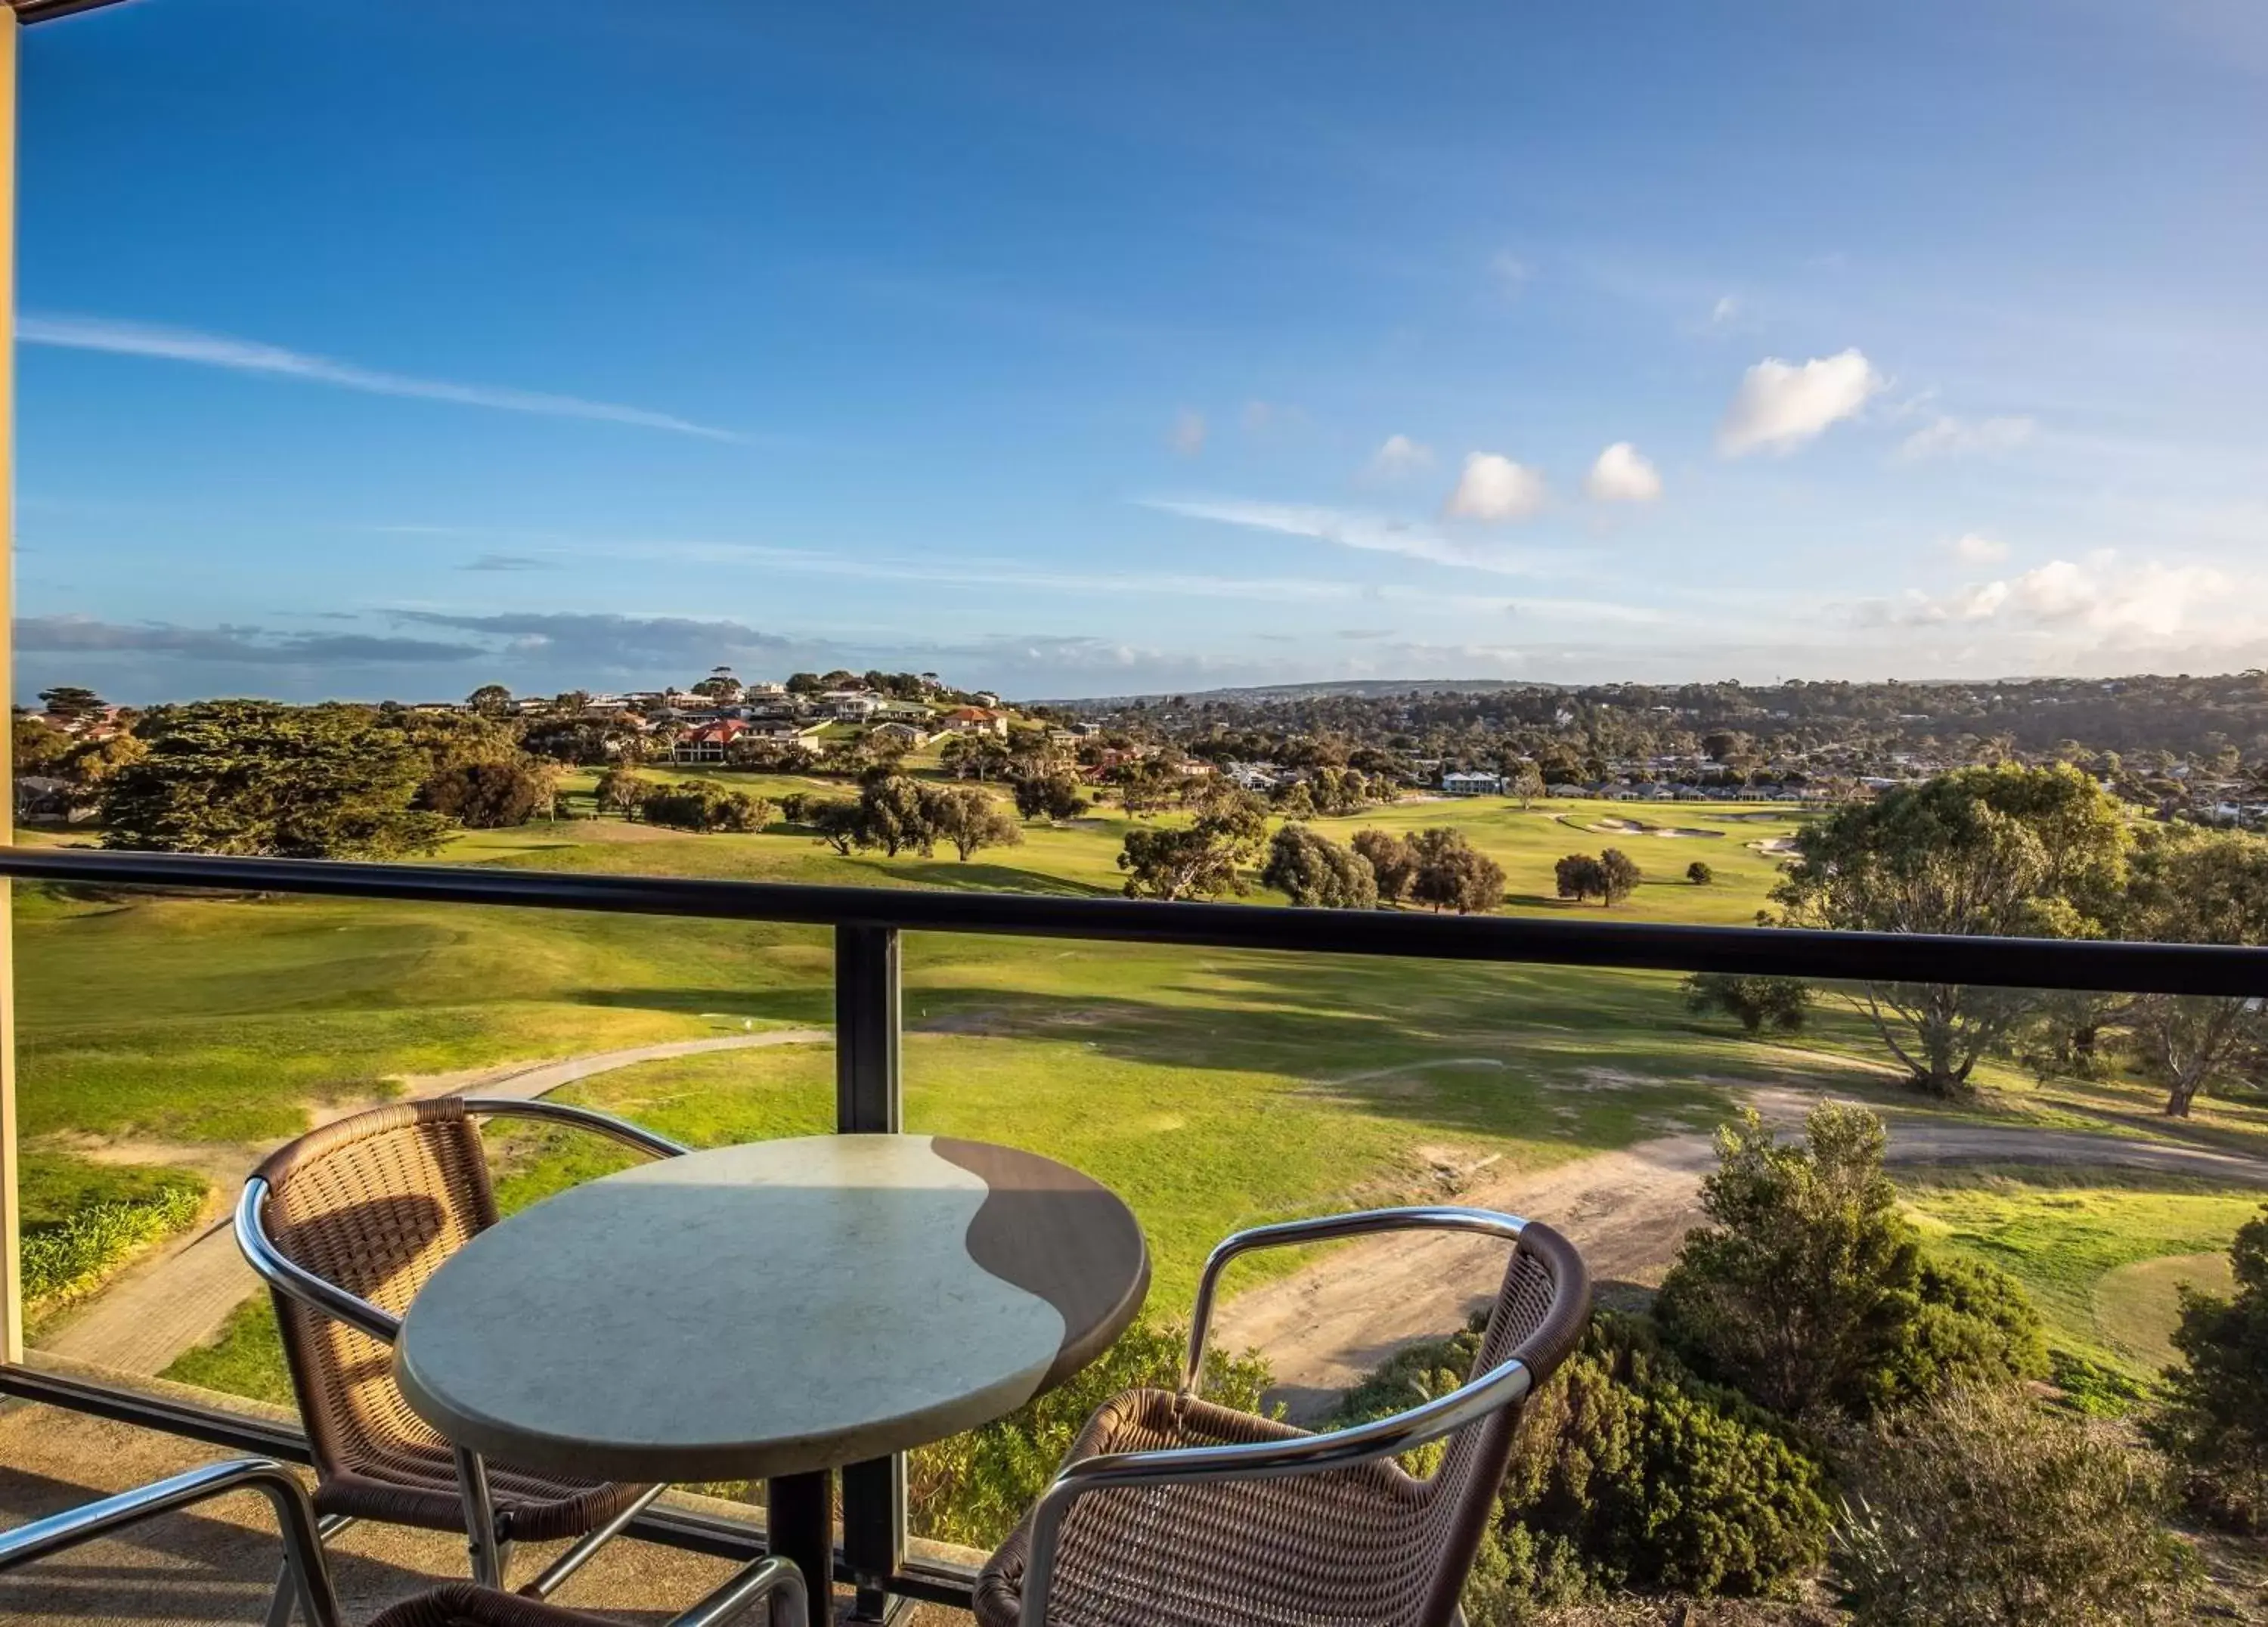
[1901,1167,2266,1381]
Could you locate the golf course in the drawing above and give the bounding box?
[16,776,2268,1421]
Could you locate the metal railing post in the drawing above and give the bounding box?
[835,925,908,1622]
[0,7,23,1367]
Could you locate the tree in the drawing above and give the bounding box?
[1656,1102,2046,1419]
[1261,825,1379,909]
[594,767,652,820]
[925,784,1023,861]
[1598,846,1641,906]
[1270,780,1318,820]
[2121,827,2268,1116]
[1352,829,1418,903]
[36,685,106,724]
[1554,853,1606,903]
[785,671,826,696]
[1406,828,1505,914]
[11,712,73,775]
[643,782,775,832]
[1118,796,1267,900]
[1771,764,2128,1096]
[1836,1386,2196,1626]
[1506,758,1546,810]
[419,758,556,829]
[1687,859,1715,885]
[464,683,516,717]
[1012,771,1085,824]
[1684,973,1810,1035]
[804,796,865,855]
[855,773,939,857]
[59,730,147,789]
[103,701,451,860]
[2152,1204,2268,1531]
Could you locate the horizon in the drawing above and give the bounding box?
[14,2,2268,703]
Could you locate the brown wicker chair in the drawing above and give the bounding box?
[0,1457,804,1627]
[234,1096,691,1613]
[975,1206,1591,1627]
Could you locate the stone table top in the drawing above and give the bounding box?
[393,1134,1150,1483]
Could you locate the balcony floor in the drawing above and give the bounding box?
[0,1402,966,1626]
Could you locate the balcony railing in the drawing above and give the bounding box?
[2,843,2266,1616]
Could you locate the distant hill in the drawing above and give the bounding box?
[1033,677,1556,706]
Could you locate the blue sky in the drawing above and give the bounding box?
[13,0,2268,702]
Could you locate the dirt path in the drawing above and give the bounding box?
[1215,1086,2268,1421]
[39,1030,832,1377]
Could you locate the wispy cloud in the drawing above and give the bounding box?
[15,614,484,665]
[1894,413,2037,462]
[462,553,556,572]
[1139,495,1567,575]
[19,314,745,442]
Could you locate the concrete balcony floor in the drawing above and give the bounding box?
[0,1402,968,1627]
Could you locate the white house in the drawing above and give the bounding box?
[1439,771,1503,796]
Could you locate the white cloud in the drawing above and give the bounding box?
[1442,452,1548,522]
[17,312,742,441]
[1169,408,1207,457]
[1490,251,1530,296]
[1952,531,2009,566]
[1710,294,1740,324]
[1895,414,2037,462]
[1715,349,1885,457]
[1366,433,1434,479]
[1863,554,2240,642]
[1140,495,1563,575]
[1583,442,1663,504]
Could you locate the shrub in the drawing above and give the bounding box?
[909,1322,1270,1548]
[1656,1102,2046,1420]
[1353,829,1419,902]
[419,757,556,828]
[2149,1204,2268,1530]
[1684,973,1811,1036]
[1339,1312,1830,1615]
[1598,847,1641,906]
[23,1185,205,1315]
[1262,824,1379,909]
[643,782,775,832]
[1687,860,1715,885]
[1833,1385,2197,1626]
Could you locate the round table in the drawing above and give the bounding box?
[395,1133,1148,1625]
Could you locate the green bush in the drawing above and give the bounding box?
[1657,1103,2046,1420]
[23,1185,204,1315]
[1340,1312,1830,1617]
[1834,1384,2198,1626]
[1683,973,1810,1036]
[642,782,776,833]
[909,1322,1271,1548]
[2149,1204,2268,1531]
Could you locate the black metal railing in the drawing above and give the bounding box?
[2,844,2266,1616]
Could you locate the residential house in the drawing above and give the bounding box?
[940,706,1009,739]
[1439,770,1503,796]
[868,721,929,749]
[673,718,750,764]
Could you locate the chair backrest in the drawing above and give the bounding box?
[1413,1219,1590,1627]
[251,1098,500,1482]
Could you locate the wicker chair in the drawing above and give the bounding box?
[0,1456,805,1627]
[975,1206,1591,1627]
[235,1096,691,1613]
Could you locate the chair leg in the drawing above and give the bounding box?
[264,1514,354,1627]
[453,1446,508,1590]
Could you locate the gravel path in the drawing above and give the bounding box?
[1213,1086,2268,1421]
[39,1030,831,1376]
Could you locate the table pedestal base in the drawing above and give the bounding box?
[767,1471,834,1627]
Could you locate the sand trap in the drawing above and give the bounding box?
[1751,835,1799,854]
[1658,827,1726,839]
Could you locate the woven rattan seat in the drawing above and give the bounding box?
[976,1219,1589,1627]
[250,1099,653,1546]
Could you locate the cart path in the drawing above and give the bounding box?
[39,1030,832,1378]
[1216,1085,2268,1421]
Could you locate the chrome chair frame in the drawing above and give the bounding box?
[0,1455,807,1627]
[234,1098,688,1614]
[1018,1206,1538,1627]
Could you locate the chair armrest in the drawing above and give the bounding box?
[1018,1354,1532,1627]
[1182,1205,1528,1391]
[666,1554,806,1627]
[235,1176,402,1344]
[460,1096,691,1160]
[0,1458,343,1627]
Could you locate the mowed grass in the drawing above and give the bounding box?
[1901,1167,2266,1380]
